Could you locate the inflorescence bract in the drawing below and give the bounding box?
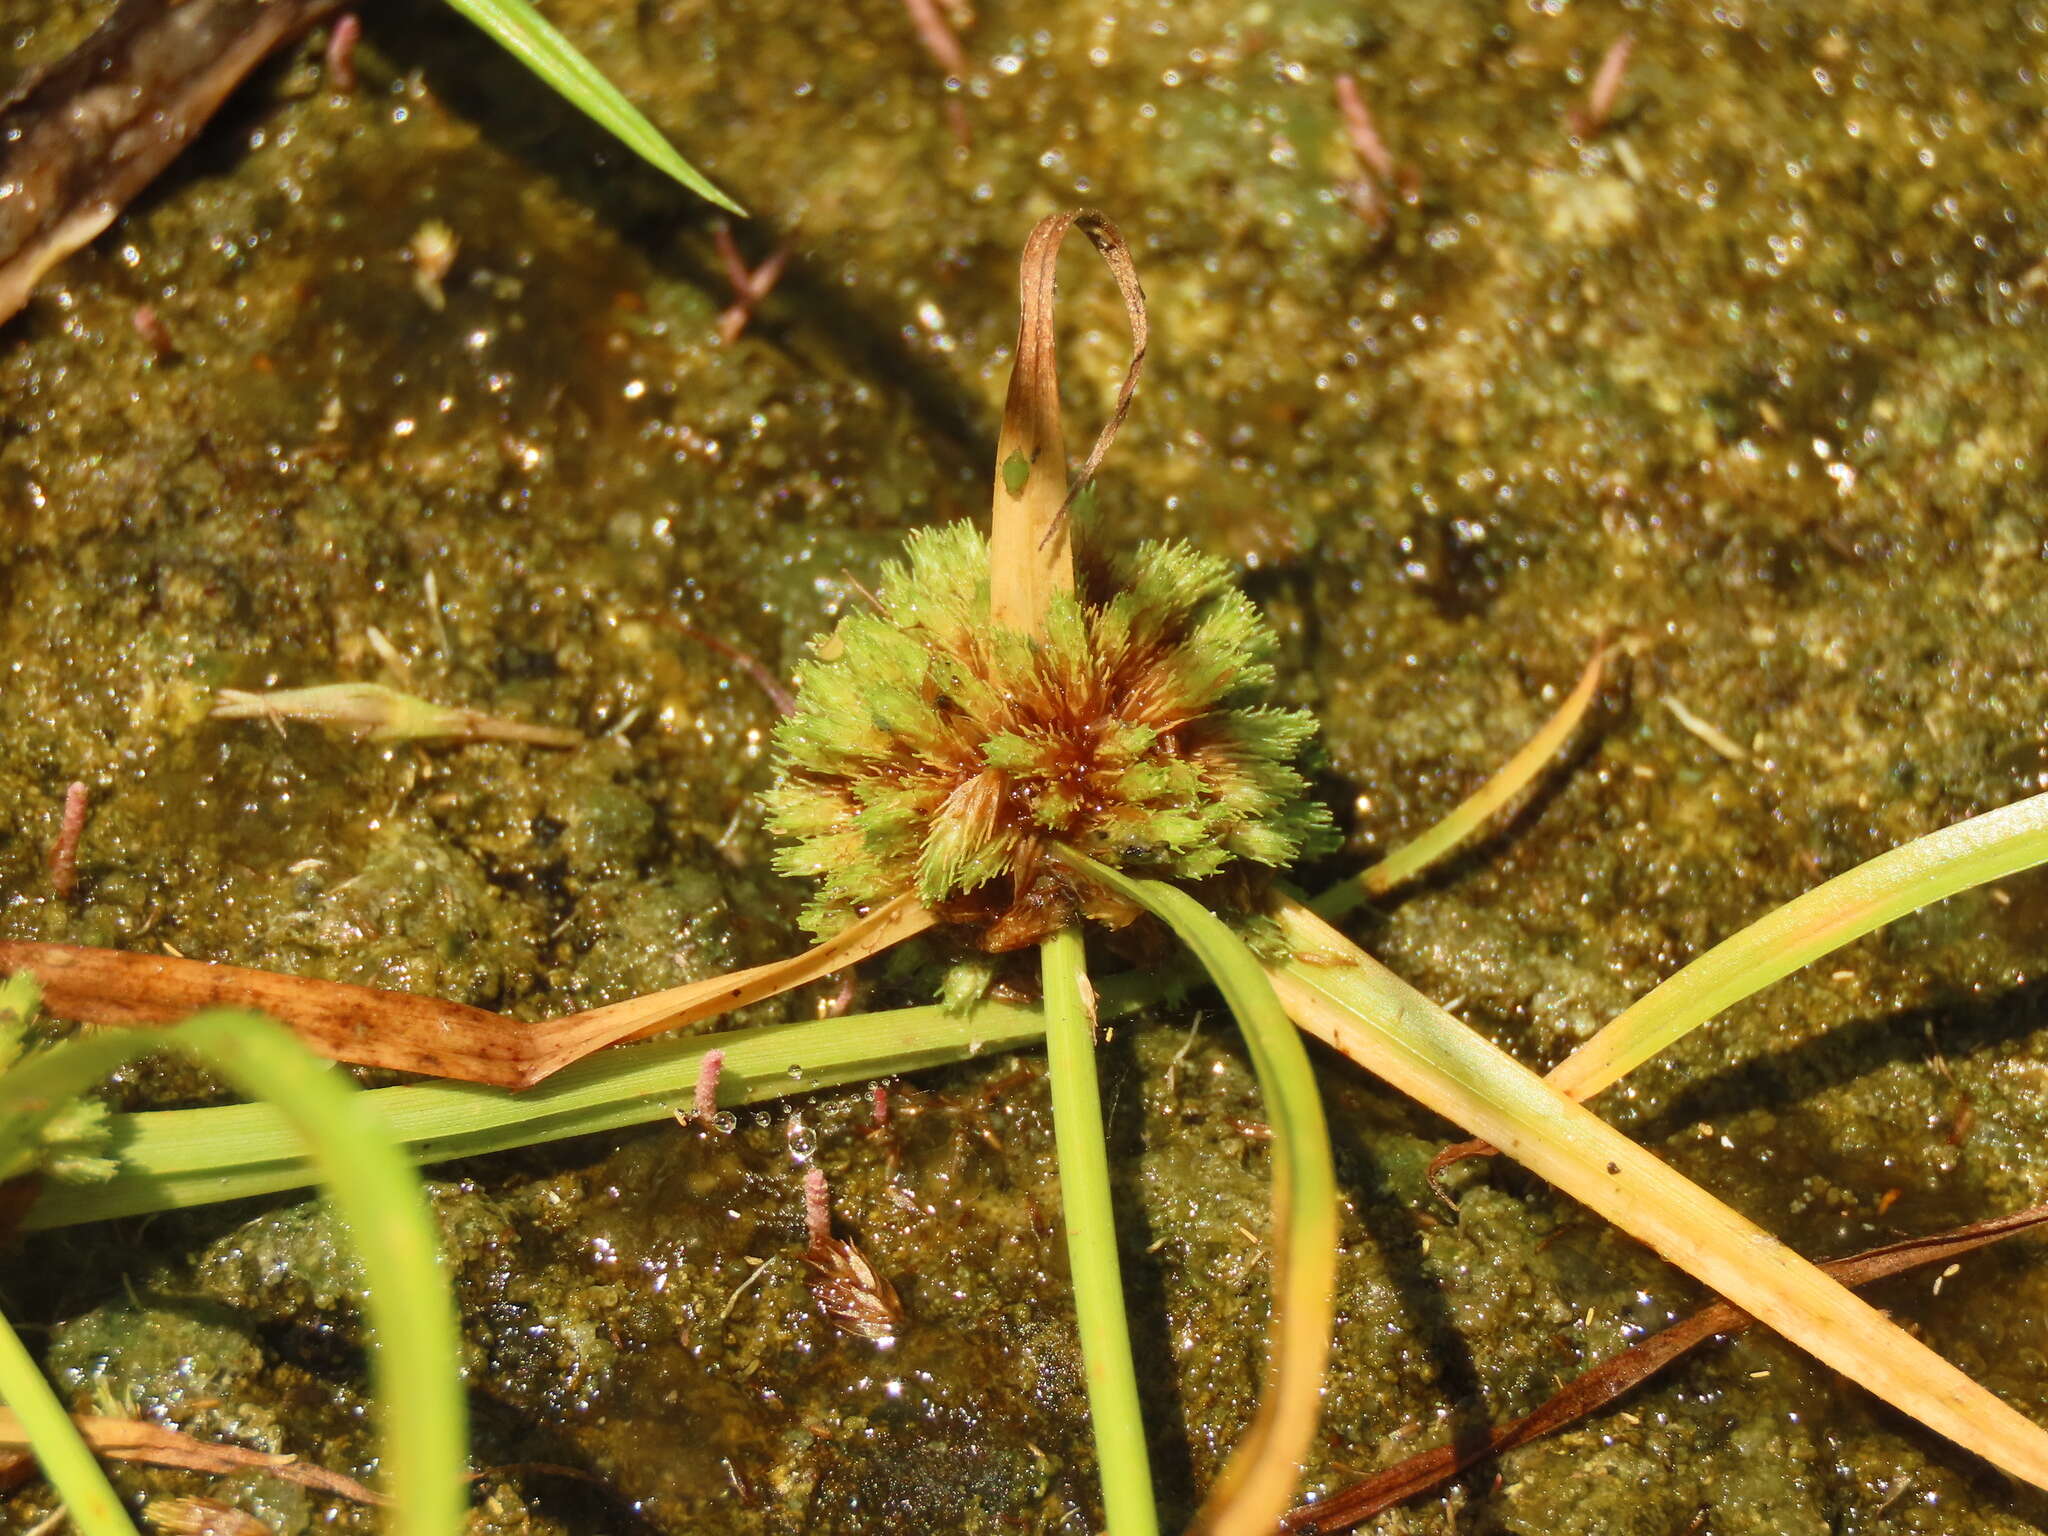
[764,522,1337,950]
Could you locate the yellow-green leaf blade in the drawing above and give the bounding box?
[1548,789,2048,1102]
[1266,893,2048,1494]
[1062,852,1336,1534]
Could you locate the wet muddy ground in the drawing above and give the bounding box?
[5,1,2048,1532]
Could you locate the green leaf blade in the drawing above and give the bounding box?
[1550,788,2048,1102]
[1057,850,1337,1534]
[0,1310,136,1536]
[441,0,742,212]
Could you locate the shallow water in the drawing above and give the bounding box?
[6,1,2048,1532]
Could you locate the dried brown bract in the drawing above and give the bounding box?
[801,1164,903,1340]
[803,1234,905,1342]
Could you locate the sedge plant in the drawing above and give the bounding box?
[24,773,2048,1517]
[15,212,2048,1525]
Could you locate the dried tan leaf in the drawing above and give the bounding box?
[987,210,1147,636]
[144,1494,274,1536]
[0,1408,378,1505]
[1266,893,2048,1493]
[0,894,935,1089]
[212,683,579,748]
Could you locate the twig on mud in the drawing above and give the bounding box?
[47,783,87,902]
[897,0,972,146]
[1567,34,1636,140]
[713,223,790,344]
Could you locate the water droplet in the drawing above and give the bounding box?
[785,1114,819,1163]
[711,1110,738,1135]
[787,1063,806,1081]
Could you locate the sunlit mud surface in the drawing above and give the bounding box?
[6,2,2048,1531]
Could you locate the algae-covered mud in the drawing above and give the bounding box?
[6,0,2048,1531]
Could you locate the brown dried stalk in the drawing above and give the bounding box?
[323,14,361,94]
[1567,34,1636,141]
[46,782,87,902]
[1332,74,1393,229]
[897,0,972,145]
[1284,1200,2048,1532]
[712,222,789,345]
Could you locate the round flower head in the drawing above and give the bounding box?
[764,522,1335,950]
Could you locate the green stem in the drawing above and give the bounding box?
[1040,926,1159,1536]
[0,1307,136,1536]
[1055,851,1336,1535]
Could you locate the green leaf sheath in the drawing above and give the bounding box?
[1040,926,1160,1536]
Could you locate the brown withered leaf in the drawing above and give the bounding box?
[0,893,933,1090]
[143,1494,275,1536]
[987,209,1147,636]
[0,1408,379,1506]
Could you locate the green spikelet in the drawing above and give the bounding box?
[765,526,1336,947]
